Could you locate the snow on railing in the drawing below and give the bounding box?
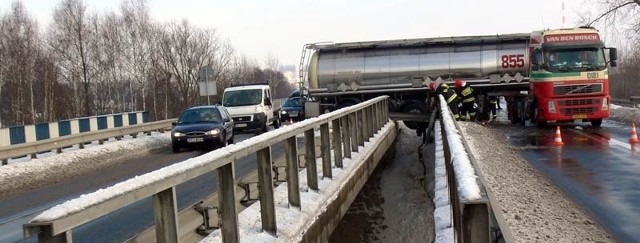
[436,94,491,243]
[24,96,391,243]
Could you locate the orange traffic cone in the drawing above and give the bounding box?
[630,123,640,144]
[552,126,564,146]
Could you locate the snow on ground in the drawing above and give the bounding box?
[0,132,170,199]
[201,121,395,243]
[610,104,640,124]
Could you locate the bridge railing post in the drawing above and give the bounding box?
[153,187,179,243]
[285,136,301,208]
[217,162,239,242]
[304,129,318,191]
[320,123,332,178]
[256,147,277,234]
[341,116,351,159]
[350,113,358,153]
[332,119,343,168]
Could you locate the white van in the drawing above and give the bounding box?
[222,84,280,133]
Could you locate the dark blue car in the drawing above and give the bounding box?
[171,106,234,153]
[280,97,307,122]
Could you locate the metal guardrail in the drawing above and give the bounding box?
[23,96,390,243]
[0,120,175,165]
[436,95,493,243]
[612,96,640,108]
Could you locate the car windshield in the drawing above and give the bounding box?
[222,89,262,107]
[284,98,303,107]
[543,47,606,72]
[178,108,222,124]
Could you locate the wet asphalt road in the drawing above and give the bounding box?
[504,119,640,242]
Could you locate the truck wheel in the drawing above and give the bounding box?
[402,102,428,130]
[591,119,602,128]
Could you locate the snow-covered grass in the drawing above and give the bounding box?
[201,121,395,243]
[0,132,171,198]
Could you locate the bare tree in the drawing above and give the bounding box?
[49,0,99,117]
[579,1,640,41]
[0,1,40,125]
[157,20,218,110]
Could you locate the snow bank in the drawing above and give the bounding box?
[0,132,170,198]
[433,120,453,243]
[201,121,395,242]
[438,96,481,201]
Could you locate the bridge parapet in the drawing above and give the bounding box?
[23,96,391,243]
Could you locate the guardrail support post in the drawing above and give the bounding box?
[153,187,179,243]
[341,116,351,159]
[320,123,332,178]
[257,147,277,234]
[31,153,37,159]
[217,162,239,242]
[2,159,7,165]
[332,119,343,168]
[285,136,301,208]
[304,129,318,191]
[28,225,71,243]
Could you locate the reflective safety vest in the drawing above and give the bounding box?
[458,85,476,103]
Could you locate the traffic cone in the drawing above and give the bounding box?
[552,126,564,146]
[630,123,640,144]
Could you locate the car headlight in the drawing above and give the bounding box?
[173,131,184,137]
[281,110,287,114]
[205,128,221,136]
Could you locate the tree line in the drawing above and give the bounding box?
[578,0,640,100]
[0,0,295,128]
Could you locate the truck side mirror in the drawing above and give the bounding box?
[608,47,617,67]
[264,98,272,106]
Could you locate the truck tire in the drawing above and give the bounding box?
[402,101,428,130]
[591,119,602,128]
[336,99,359,110]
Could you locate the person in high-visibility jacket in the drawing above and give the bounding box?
[454,79,477,121]
[430,81,460,120]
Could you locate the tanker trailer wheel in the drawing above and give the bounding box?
[401,102,428,131]
[336,99,360,110]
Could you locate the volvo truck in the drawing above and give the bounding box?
[299,26,617,128]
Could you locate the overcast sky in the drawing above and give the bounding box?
[1,0,585,68]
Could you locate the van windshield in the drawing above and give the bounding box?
[223,89,262,107]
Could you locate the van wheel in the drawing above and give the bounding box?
[172,145,180,153]
[273,114,281,129]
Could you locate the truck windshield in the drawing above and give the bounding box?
[222,89,262,107]
[543,48,606,72]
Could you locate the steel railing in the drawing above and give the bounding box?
[0,120,175,165]
[23,96,390,243]
[435,95,514,243]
